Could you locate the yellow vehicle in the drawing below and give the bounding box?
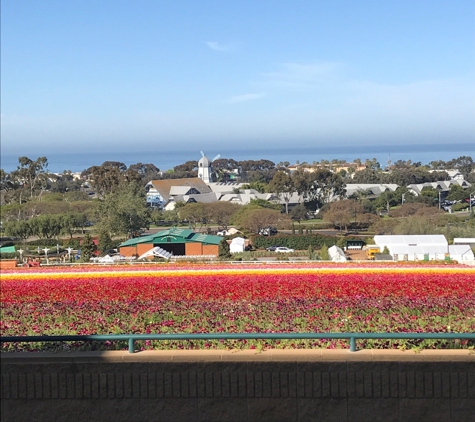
[366,246,381,260]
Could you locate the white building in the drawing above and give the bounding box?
[145,178,212,209]
[345,184,399,199]
[407,180,471,196]
[453,238,475,246]
[374,235,474,262]
[229,237,246,254]
[198,154,213,183]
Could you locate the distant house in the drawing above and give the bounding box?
[208,182,246,194]
[445,170,465,181]
[145,178,212,209]
[219,191,279,206]
[287,163,366,175]
[407,180,471,196]
[345,184,399,199]
[428,169,465,181]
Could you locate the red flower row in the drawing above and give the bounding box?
[2,271,474,303]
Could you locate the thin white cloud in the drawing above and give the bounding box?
[227,92,266,104]
[260,62,342,89]
[204,41,231,52]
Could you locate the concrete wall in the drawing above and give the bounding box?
[1,349,474,422]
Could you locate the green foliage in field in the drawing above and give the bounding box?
[251,233,339,250]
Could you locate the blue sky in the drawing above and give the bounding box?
[1,0,474,155]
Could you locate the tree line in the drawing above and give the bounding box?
[1,154,474,247]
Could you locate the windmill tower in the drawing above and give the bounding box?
[198,151,221,183]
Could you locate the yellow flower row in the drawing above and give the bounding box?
[1,266,473,282]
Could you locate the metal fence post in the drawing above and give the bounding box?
[350,336,356,352]
[128,337,135,353]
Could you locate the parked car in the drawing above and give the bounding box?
[274,247,294,253]
[265,245,282,251]
[258,227,277,236]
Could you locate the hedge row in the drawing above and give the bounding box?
[251,234,339,250]
[27,239,64,247]
[0,252,17,259]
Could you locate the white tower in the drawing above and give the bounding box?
[198,151,220,184]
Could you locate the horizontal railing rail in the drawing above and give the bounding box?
[2,332,474,353]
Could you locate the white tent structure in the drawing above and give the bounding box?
[138,246,173,260]
[328,245,347,262]
[229,237,246,254]
[97,255,116,263]
[448,245,474,262]
[374,235,455,261]
[453,238,475,246]
[97,254,132,263]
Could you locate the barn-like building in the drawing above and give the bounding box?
[119,228,222,258]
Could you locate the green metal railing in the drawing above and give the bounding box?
[2,332,474,353]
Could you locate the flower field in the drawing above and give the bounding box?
[1,265,475,352]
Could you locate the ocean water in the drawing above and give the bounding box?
[1,143,473,174]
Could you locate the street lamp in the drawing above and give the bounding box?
[445,223,454,261]
[402,193,406,205]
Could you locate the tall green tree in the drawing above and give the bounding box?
[205,202,241,228]
[290,203,308,224]
[80,233,97,262]
[446,184,469,201]
[373,187,412,213]
[29,215,62,239]
[232,207,288,235]
[319,244,329,260]
[96,182,151,237]
[60,212,88,238]
[322,199,364,231]
[293,169,346,210]
[178,203,208,229]
[267,170,294,213]
[3,220,31,242]
[446,156,474,178]
[218,238,231,259]
[98,229,115,254]
[8,156,49,201]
